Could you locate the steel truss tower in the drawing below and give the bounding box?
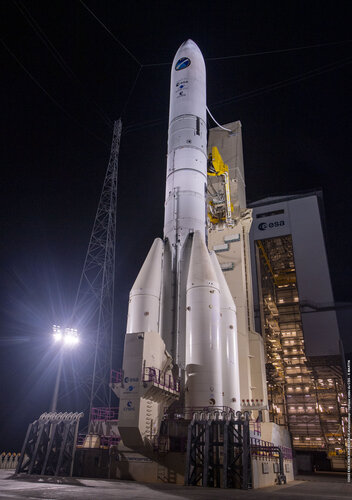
[73,119,122,427]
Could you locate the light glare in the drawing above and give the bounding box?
[52,325,79,347]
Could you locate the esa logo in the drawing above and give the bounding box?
[124,376,139,383]
[175,57,191,71]
[258,221,285,231]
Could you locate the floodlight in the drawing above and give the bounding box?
[53,332,63,342]
[52,325,79,347]
[63,332,79,346]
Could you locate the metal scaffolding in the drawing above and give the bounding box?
[16,412,83,477]
[72,119,122,428]
[185,411,252,489]
[256,235,348,467]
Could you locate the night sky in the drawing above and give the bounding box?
[1,0,351,451]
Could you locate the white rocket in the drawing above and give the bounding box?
[116,40,240,447]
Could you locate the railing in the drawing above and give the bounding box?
[77,434,120,448]
[110,369,122,384]
[143,366,180,393]
[250,421,261,436]
[100,435,120,447]
[163,406,237,420]
[250,438,293,460]
[90,407,119,421]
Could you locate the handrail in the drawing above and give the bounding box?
[143,366,180,393]
[90,407,119,421]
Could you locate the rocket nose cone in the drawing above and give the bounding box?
[180,39,199,50]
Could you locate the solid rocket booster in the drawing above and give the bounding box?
[121,40,240,430]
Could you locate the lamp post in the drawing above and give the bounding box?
[50,325,79,413]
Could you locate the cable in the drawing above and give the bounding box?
[122,117,166,135]
[13,0,113,128]
[143,61,171,68]
[123,55,352,135]
[76,1,352,125]
[77,0,145,120]
[78,0,141,67]
[210,55,352,109]
[121,66,142,118]
[206,39,352,62]
[97,39,352,69]
[206,106,232,131]
[1,38,109,146]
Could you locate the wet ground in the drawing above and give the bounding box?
[0,470,350,499]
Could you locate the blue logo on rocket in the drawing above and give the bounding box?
[175,57,191,71]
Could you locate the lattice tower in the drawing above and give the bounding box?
[72,119,121,428]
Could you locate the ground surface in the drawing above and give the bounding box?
[0,470,351,499]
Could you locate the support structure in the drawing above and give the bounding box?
[16,412,83,477]
[72,120,122,427]
[185,411,252,489]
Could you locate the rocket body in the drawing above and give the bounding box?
[162,40,209,371]
[120,41,240,439]
[164,40,208,253]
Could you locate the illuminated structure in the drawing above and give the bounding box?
[207,120,347,471]
[207,121,268,414]
[106,42,294,488]
[78,42,295,488]
[248,192,348,471]
[114,41,243,451]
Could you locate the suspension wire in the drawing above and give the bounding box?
[143,61,171,68]
[8,1,352,143]
[13,0,113,128]
[210,55,352,109]
[123,54,352,134]
[206,39,352,62]
[1,38,109,146]
[78,0,141,67]
[123,117,167,135]
[75,1,352,127]
[121,66,142,118]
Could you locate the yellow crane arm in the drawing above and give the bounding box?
[208,146,233,225]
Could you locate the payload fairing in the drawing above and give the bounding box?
[115,40,240,447]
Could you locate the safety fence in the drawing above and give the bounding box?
[76,434,120,448]
[163,406,238,420]
[250,437,293,460]
[90,407,119,421]
[249,421,261,437]
[143,366,180,392]
[0,452,20,469]
[110,369,122,384]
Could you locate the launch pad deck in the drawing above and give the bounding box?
[1,470,350,500]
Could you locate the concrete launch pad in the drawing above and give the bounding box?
[0,470,351,500]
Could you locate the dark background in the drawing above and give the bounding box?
[0,0,351,451]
